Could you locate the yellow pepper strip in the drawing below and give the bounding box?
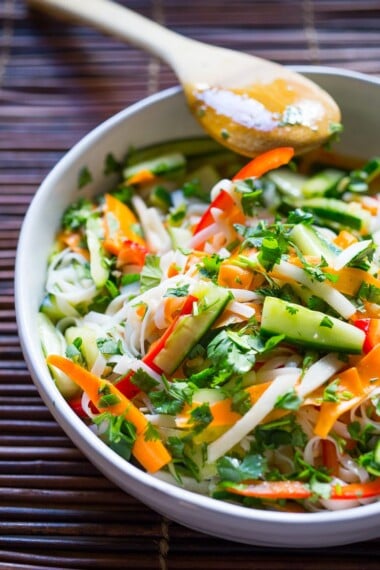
[126,169,156,186]
[325,266,380,297]
[46,354,171,473]
[103,193,145,255]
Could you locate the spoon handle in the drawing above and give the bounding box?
[27,0,192,65]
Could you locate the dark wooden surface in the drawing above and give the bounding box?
[1,1,380,568]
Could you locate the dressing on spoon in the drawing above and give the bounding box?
[28,0,341,157]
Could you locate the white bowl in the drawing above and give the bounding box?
[15,66,380,548]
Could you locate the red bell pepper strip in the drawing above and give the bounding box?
[225,477,380,501]
[193,190,236,235]
[232,147,295,181]
[115,295,197,397]
[354,318,380,353]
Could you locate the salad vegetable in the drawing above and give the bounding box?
[40,137,380,512]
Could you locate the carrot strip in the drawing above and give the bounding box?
[217,262,254,289]
[46,354,171,472]
[314,367,363,438]
[225,478,380,500]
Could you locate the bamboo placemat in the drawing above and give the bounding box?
[1,1,380,568]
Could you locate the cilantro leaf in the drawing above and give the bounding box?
[140,254,162,293]
[149,380,193,415]
[93,413,136,461]
[274,389,302,411]
[164,284,190,298]
[217,454,267,483]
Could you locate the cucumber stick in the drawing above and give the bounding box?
[38,313,80,399]
[290,223,341,265]
[86,216,109,288]
[153,284,231,374]
[298,198,370,232]
[123,153,186,180]
[261,297,365,354]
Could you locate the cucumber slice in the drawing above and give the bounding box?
[298,197,371,232]
[38,313,80,399]
[261,297,364,354]
[86,216,109,288]
[267,168,307,199]
[302,168,345,197]
[153,284,231,374]
[168,226,192,249]
[290,223,341,265]
[123,153,186,180]
[40,293,78,323]
[126,137,225,165]
[65,325,100,370]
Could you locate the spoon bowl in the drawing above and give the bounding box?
[28,0,340,157]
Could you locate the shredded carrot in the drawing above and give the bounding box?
[314,367,364,438]
[218,262,254,289]
[46,354,171,472]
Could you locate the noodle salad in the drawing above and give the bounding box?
[39,139,380,513]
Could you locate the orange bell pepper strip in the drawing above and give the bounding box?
[46,354,171,473]
[232,147,294,181]
[103,193,146,255]
[225,478,380,500]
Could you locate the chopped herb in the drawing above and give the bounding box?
[104,153,121,175]
[323,379,340,403]
[198,253,223,280]
[274,389,302,411]
[164,284,190,298]
[144,422,160,442]
[131,368,159,392]
[319,316,334,328]
[121,273,140,286]
[98,393,122,407]
[93,412,136,460]
[61,198,93,230]
[286,304,299,315]
[140,254,162,293]
[149,379,194,415]
[190,403,213,433]
[97,337,123,356]
[65,337,85,365]
[78,166,93,189]
[217,454,267,483]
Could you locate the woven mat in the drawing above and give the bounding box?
[1,1,380,568]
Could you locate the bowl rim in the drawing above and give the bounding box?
[15,64,380,533]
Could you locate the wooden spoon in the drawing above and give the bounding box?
[28,0,341,157]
